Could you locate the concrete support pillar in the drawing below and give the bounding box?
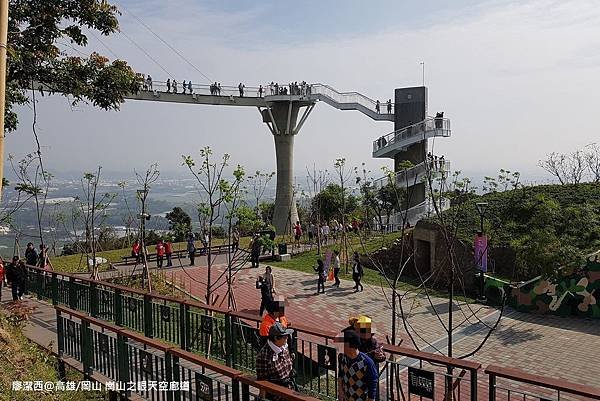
[263,101,302,235]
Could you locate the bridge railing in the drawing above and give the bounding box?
[310,83,394,114]
[56,305,321,401]
[142,80,266,98]
[373,117,451,153]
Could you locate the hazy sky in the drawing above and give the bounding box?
[6,0,600,184]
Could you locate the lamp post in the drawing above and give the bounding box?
[475,202,488,301]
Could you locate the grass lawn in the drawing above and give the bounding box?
[50,237,254,274]
[270,230,471,300]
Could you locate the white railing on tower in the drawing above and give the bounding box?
[310,83,394,114]
[372,117,451,153]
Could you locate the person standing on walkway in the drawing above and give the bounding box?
[347,316,386,365]
[332,250,341,288]
[6,256,26,301]
[182,80,187,94]
[352,252,364,292]
[238,82,245,97]
[156,240,165,268]
[187,234,196,266]
[131,240,141,263]
[166,78,171,93]
[187,80,192,94]
[164,239,173,267]
[337,329,379,401]
[386,99,392,114]
[256,266,275,315]
[232,227,240,252]
[375,100,380,114]
[250,234,261,268]
[293,221,303,248]
[314,259,326,294]
[173,80,178,93]
[256,322,296,400]
[322,222,330,245]
[258,85,263,97]
[25,242,38,266]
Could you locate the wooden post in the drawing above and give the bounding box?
[0,0,9,199]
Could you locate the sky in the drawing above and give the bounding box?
[6,0,600,184]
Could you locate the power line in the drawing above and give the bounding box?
[119,30,173,78]
[89,30,120,59]
[117,3,212,83]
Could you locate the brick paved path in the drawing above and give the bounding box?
[164,260,600,388]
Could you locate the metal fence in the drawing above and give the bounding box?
[24,265,600,401]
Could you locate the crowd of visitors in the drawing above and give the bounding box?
[0,242,50,301]
[427,152,446,171]
[138,74,314,99]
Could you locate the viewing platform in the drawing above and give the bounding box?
[372,117,451,158]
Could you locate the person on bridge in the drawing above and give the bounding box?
[256,322,296,400]
[146,75,153,91]
[164,239,173,267]
[25,242,38,266]
[156,240,165,268]
[166,78,171,93]
[269,82,274,95]
[258,85,263,97]
[352,252,364,292]
[337,329,379,401]
[238,82,245,97]
[314,259,326,294]
[182,80,187,94]
[217,83,221,95]
[186,234,196,266]
[375,100,380,114]
[387,99,392,114]
[173,80,178,94]
[187,80,192,94]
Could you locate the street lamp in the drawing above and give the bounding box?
[475,202,488,301]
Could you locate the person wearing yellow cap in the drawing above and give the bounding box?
[346,316,386,364]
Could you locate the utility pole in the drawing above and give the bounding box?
[420,62,425,86]
[0,0,9,200]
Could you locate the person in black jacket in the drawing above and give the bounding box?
[25,242,38,266]
[6,256,26,300]
[313,259,326,294]
[352,252,364,292]
[256,266,275,315]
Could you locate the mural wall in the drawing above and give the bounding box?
[486,257,600,318]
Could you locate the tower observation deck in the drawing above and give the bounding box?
[34,80,446,233]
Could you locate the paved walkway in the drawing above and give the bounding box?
[163,261,600,388]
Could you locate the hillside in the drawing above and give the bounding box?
[434,183,600,278]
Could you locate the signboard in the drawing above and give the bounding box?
[473,234,488,272]
[128,297,138,312]
[67,320,76,339]
[195,373,213,401]
[200,315,213,335]
[317,345,336,371]
[98,333,109,354]
[140,351,153,374]
[160,305,171,322]
[408,367,434,399]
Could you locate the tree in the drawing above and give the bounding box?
[165,207,192,241]
[6,0,140,133]
[235,204,264,235]
[584,143,600,183]
[248,170,275,216]
[312,184,357,223]
[135,164,160,291]
[539,150,587,185]
[183,147,244,305]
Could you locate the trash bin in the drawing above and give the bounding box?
[278,243,288,255]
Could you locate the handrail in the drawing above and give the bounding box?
[373,116,450,153]
[486,365,600,399]
[56,304,322,401]
[383,343,481,372]
[372,160,451,189]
